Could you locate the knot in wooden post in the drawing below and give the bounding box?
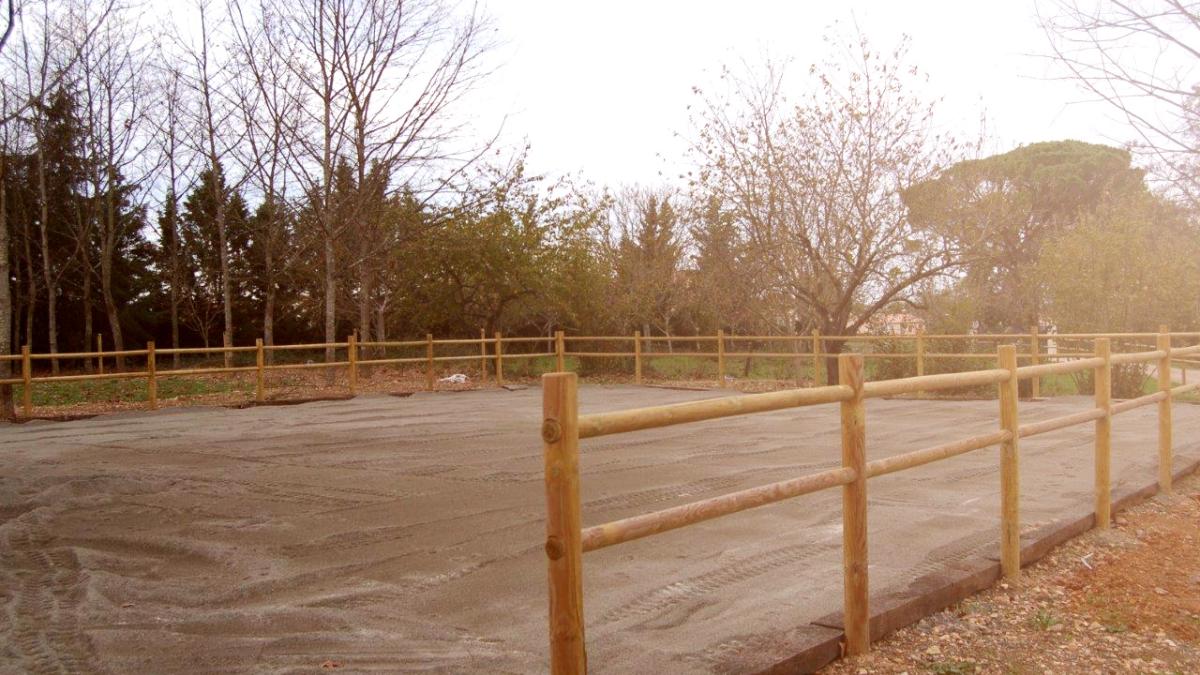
[545,535,565,560]
[542,419,563,444]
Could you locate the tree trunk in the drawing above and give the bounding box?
[22,218,34,351]
[100,255,123,371]
[34,144,59,374]
[823,335,846,385]
[358,265,372,357]
[375,303,386,343]
[11,251,21,355]
[102,190,124,370]
[263,284,275,366]
[166,201,181,369]
[324,233,336,362]
[0,158,13,418]
[82,245,93,373]
[217,189,232,367]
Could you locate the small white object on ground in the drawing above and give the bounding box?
[439,373,469,384]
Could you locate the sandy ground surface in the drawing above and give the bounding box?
[0,385,1197,674]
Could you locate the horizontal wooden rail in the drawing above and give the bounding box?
[156,366,259,377]
[358,339,427,348]
[866,430,1010,478]
[1016,357,1104,379]
[501,336,553,344]
[429,354,495,363]
[862,369,1010,398]
[723,351,816,358]
[1018,408,1106,438]
[639,336,719,342]
[578,385,853,439]
[264,361,349,370]
[1171,381,1200,396]
[566,351,637,358]
[561,336,634,343]
[925,352,1033,359]
[500,352,557,360]
[263,342,346,351]
[1110,391,1168,416]
[157,346,259,355]
[1050,332,1157,338]
[580,466,856,552]
[31,349,147,359]
[723,335,808,341]
[34,371,148,383]
[428,338,491,346]
[1109,349,1165,365]
[357,357,425,366]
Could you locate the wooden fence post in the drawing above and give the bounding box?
[915,329,926,399]
[255,338,265,403]
[543,372,586,674]
[717,329,726,387]
[634,331,642,385]
[556,330,566,372]
[21,345,31,417]
[479,328,488,384]
[426,333,434,391]
[838,353,869,656]
[495,331,504,387]
[96,333,104,375]
[792,332,803,387]
[1157,327,1172,493]
[223,331,232,369]
[1094,338,1112,529]
[348,334,359,395]
[147,341,157,410]
[1029,325,1040,400]
[811,329,821,386]
[997,345,1021,579]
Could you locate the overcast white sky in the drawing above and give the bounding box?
[473,0,1133,186]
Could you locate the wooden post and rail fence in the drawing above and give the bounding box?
[7,327,1200,417]
[540,326,1195,672]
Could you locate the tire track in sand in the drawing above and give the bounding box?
[0,522,103,675]
[598,541,841,628]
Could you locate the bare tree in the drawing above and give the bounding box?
[74,0,152,370]
[150,62,195,368]
[689,36,965,382]
[0,88,15,416]
[273,0,494,360]
[0,0,115,125]
[14,0,71,373]
[229,0,303,360]
[1042,1,1200,201]
[178,0,244,366]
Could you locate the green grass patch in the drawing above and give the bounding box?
[1029,609,1060,631]
[18,376,250,407]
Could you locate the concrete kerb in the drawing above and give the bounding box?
[736,450,1200,675]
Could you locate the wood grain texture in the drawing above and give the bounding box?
[997,345,1020,579]
[839,353,869,655]
[542,373,586,674]
[1094,338,1112,529]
